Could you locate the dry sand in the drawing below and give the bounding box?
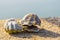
[0,19,60,40]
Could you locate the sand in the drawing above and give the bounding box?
[0,19,60,40]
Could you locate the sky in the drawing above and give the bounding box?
[0,0,60,19]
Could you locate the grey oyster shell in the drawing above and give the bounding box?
[20,14,41,32]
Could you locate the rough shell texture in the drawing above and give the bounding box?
[20,14,41,26]
[20,14,41,32]
[4,18,23,33]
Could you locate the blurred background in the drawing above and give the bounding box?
[0,0,60,19]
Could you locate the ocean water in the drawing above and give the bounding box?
[0,0,60,19]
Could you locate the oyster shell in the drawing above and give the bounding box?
[4,18,23,34]
[20,14,41,32]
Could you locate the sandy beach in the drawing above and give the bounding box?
[0,19,60,40]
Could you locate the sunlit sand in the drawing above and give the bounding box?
[0,19,60,40]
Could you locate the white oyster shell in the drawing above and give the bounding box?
[4,18,23,33]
